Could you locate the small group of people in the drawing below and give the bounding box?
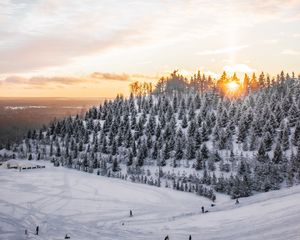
[25,226,70,239]
[25,226,39,236]
[200,198,240,215]
[201,206,209,213]
[164,235,192,240]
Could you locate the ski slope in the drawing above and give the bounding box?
[0,160,300,240]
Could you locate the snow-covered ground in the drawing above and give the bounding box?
[0,160,300,240]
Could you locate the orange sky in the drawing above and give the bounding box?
[0,0,299,97]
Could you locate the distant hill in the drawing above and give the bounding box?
[0,97,106,146]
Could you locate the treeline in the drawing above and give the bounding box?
[153,69,299,97]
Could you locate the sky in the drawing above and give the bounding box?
[0,0,300,97]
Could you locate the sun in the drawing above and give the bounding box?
[226,81,239,92]
[223,81,241,98]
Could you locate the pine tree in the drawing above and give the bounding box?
[201,144,209,159]
[187,120,196,137]
[195,151,203,170]
[181,115,188,128]
[282,126,290,151]
[102,137,108,154]
[218,129,227,150]
[186,138,195,160]
[162,142,170,160]
[152,142,159,159]
[175,138,184,160]
[292,121,300,146]
[127,151,133,166]
[137,150,144,167]
[256,141,269,163]
[112,157,119,172]
[111,139,117,155]
[201,122,209,141]
[263,132,273,151]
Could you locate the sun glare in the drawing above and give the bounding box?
[222,80,242,98]
[226,81,239,91]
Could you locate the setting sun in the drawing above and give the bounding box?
[222,80,242,98]
[226,81,239,92]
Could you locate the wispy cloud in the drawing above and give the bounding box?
[281,49,300,55]
[223,64,256,74]
[90,72,131,81]
[1,72,156,88]
[196,45,249,56]
[0,0,299,79]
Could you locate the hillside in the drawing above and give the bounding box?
[0,161,300,240]
[2,73,300,201]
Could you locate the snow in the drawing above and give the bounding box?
[0,160,300,240]
[4,106,48,110]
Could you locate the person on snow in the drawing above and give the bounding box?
[36,226,39,235]
[201,206,205,213]
[235,198,239,204]
[65,234,70,239]
[164,235,169,240]
[130,210,133,217]
[189,234,192,240]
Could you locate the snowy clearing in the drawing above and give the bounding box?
[0,160,300,240]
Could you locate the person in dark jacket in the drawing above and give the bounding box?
[164,235,169,240]
[201,206,205,213]
[130,210,133,217]
[36,226,39,235]
[189,234,192,240]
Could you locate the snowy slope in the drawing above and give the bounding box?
[0,161,300,240]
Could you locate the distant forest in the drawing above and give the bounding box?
[130,70,299,97]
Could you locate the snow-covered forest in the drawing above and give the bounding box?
[3,70,300,201]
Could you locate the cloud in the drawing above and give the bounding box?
[263,39,279,44]
[204,71,219,79]
[3,75,84,87]
[196,45,249,55]
[90,72,130,81]
[0,1,170,73]
[0,0,300,75]
[223,64,256,74]
[236,0,300,20]
[281,49,300,55]
[1,72,156,88]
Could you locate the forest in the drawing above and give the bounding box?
[3,70,300,201]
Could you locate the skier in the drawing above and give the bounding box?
[130,210,133,217]
[164,235,169,240]
[201,206,204,213]
[25,229,28,235]
[189,234,192,240]
[65,234,70,239]
[235,198,239,204]
[36,226,39,235]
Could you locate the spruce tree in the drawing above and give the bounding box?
[195,151,203,170]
